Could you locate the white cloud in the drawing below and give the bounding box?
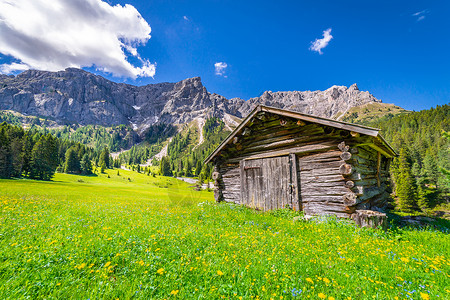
[309,28,333,55]
[412,10,429,22]
[183,16,189,21]
[0,62,30,74]
[214,62,227,76]
[0,0,155,78]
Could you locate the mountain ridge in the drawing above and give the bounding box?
[0,68,391,134]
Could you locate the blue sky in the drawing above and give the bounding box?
[0,0,449,111]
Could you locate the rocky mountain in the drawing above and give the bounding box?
[0,68,385,134]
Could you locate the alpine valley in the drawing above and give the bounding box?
[0,68,448,213]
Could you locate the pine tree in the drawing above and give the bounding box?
[195,160,203,176]
[394,148,418,212]
[10,137,24,177]
[417,185,430,211]
[185,159,193,177]
[0,128,13,178]
[80,154,93,175]
[422,151,439,187]
[160,156,172,176]
[21,133,34,177]
[99,147,110,169]
[64,147,81,174]
[29,134,58,180]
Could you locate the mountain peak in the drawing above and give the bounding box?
[349,83,359,91]
[0,69,384,130]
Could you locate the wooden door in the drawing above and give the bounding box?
[240,155,299,211]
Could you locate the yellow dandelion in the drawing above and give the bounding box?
[318,293,326,299]
[306,278,314,284]
[323,278,330,284]
[104,261,111,268]
[328,297,335,300]
[170,290,179,295]
[420,292,430,300]
[217,270,224,276]
[157,268,164,275]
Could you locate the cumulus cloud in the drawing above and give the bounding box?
[309,28,333,55]
[412,9,429,22]
[214,62,227,76]
[0,0,155,78]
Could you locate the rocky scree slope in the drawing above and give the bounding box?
[0,68,383,133]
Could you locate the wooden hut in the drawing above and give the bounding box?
[204,105,397,219]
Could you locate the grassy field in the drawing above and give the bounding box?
[0,170,449,299]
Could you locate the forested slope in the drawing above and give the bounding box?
[358,104,450,210]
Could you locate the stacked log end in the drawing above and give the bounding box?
[337,141,391,228]
[352,210,387,230]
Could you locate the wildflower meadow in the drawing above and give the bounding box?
[0,169,449,299]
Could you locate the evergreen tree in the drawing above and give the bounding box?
[10,137,24,177]
[64,147,81,174]
[195,160,203,176]
[160,156,172,176]
[29,134,59,180]
[417,185,430,211]
[99,147,110,169]
[439,131,450,189]
[185,159,193,177]
[422,151,439,187]
[394,148,418,212]
[80,154,93,175]
[0,128,13,178]
[21,134,33,177]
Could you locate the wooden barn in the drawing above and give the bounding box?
[204,105,397,219]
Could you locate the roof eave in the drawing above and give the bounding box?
[203,104,397,164]
[203,106,261,164]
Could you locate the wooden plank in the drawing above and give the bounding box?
[241,128,327,151]
[240,160,245,205]
[301,186,351,195]
[290,153,300,211]
[260,106,379,137]
[300,160,344,171]
[240,136,340,157]
[227,143,337,163]
[377,151,381,187]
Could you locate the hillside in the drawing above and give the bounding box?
[338,102,410,124]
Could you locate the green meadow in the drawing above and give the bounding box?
[0,170,449,299]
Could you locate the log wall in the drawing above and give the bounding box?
[213,112,392,218]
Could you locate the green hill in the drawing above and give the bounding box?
[338,102,409,124]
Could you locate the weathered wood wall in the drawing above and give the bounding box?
[298,150,351,218]
[240,156,291,211]
[213,112,392,218]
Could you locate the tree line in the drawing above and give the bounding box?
[0,122,112,180]
[363,104,449,211]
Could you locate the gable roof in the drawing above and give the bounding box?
[204,105,397,164]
